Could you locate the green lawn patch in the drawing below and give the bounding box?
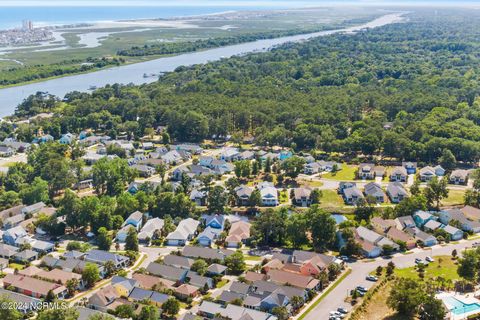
[441,189,466,206]
[245,255,263,261]
[298,269,352,320]
[216,279,229,288]
[394,255,459,281]
[322,165,356,181]
[8,263,25,270]
[319,190,345,208]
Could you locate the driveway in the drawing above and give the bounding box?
[301,239,476,320]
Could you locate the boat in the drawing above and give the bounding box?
[88,85,97,91]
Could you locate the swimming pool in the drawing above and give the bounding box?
[444,296,480,315]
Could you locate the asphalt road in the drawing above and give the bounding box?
[303,239,477,320]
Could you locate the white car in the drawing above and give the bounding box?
[426,256,434,263]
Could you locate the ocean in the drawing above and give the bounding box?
[0,5,284,30]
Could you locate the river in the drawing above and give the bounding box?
[0,13,404,117]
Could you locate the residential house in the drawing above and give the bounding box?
[343,186,364,205]
[197,227,221,247]
[84,250,129,269]
[304,162,322,174]
[190,189,208,206]
[166,218,200,246]
[3,214,25,229]
[123,211,143,231]
[405,227,438,247]
[370,217,396,234]
[387,182,409,203]
[163,254,194,270]
[175,284,199,299]
[13,249,38,263]
[355,226,398,255]
[198,301,276,320]
[358,163,375,179]
[3,274,67,299]
[258,182,278,207]
[88,285,120,312]
[390,167,408,182]
[395,216,416,230]
[442,225,464,241]
[293,187,313,207]
[21,202,45,215]
[419,165,445,182]
[423,220,443,232]
[131,164,155,177]
[364,182,386,203]
[318,160,342,172]
[338,182,356,194]
[266,269,320,290]
[2,226,27,245]
[59,133,75,144]
[0,146,14,157]
[207,263,227,276]
[226,220,251,248]
[186,271,213,289]
[386,227,416,249]
[0,288,40,313]
[132,273,175,290]
[138,218,164,243]
[175,144,202,155]
[210,160,234,175]
[236,150,255,161]
[219,148,240,162]
[461,205,480,221]
[413,211,436,228]
[146,262,188,283]
[0,243,18,259]
[182,246,235,261]
[402,161,418,174]
[439,209,480,233]
[450,169,469,185]
[235,185,254,206]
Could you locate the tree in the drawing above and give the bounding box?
[419,294,446,320]
[354,198,376,222]
[92,157,137,196]
[19,177,49,205]
[114,304,135,319]
[387,278,425,316]
[0,295,23,320]
[97,227,112,251]
[82,263,100,288]
[45,289,56,302]
[394,195,427,218]
[290,295,304,311]
[138,305,160,320]
[57,189,80,230]
[248,189,262,208]
[457,250,478,281]
[310,188,322,204]
[281,156,306,179]
[224,250,246,275]
[191,259,208,276]
[410,179,421,196]
[309,206,337,252]
[438,148,456,172]
[207,186,227,214]
[65,278,79,296]
[286,213,309,248]
[271,306,289,320]
[162,297,180,317]
[386,261,395,276]
[423,177,449,209]
[125,227,139,252]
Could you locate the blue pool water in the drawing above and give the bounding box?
[444,296,480,315]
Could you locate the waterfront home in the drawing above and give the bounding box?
[343,186,364,205]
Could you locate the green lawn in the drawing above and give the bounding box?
[322,164,356,181]
[245,255,263,261]
[216,279,229,288]
[8,263,25,270]
[394,255,459,281]
[319,190,345,208]
[441,189,466,206]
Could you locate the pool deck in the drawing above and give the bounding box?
[437,292,480,320]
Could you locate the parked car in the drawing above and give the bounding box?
[415,258,424,264]
[366,275,378,282]
[337,307,348,314]
[356,286,368,293]
[425,256,434,262]
[340,255,350,262]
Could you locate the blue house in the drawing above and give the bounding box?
[413,211,436,228]
[79,131,88,140]
[59,133,74,144]
[197,226,221,247]
[204,215,225,230]
[123,211,143,231]
[34,134,54,144]
[279,151,293,161]
[402,161,417,174]
[3,226,28,246]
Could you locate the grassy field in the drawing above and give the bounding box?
[441,189,466,206]
[323,165,356,181]
[319,190,345,208]
[394,255,459,281]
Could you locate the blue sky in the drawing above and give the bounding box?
[0,0,477,6]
